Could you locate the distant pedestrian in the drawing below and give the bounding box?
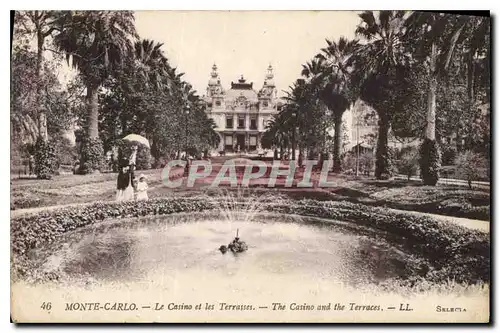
[28,155,35,175]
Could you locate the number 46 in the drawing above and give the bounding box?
[40,302,52,311]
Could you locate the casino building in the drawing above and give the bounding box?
[204,64,282,153]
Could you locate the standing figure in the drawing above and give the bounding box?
[116,166,130,201]
[105,151,113,171]
[28,155,35,175]
[136,174,149,201]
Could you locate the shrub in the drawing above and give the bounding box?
[441,144,457,166]
[419,138,441,186]
[455,151,488,189]
[54,137,78,166]
[359,151,375,176]
[466,206,490,221]
[342,151,374,176]
[34,138,58,179]
[342,152,356,174]
[115,139,151,170]
[78,137,104,174]
[398,148,419,180]
[439,165,455,179]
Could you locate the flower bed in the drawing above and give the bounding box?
[11,197,489,285]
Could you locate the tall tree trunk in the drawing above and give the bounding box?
[375,112,390,179]
[36,26,48,142]
[332,112,343,173]
[32,12,55,179]
[420,42,441,186]
[298,141,304,168]
[87,83,99,139]
[291,127,296,161]
[467,51,475,104]
[465,50,475,151]
[426,45,437,142]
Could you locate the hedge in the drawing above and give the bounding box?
[419,139,441,186]
[11,198,489,285]
[34,139,58,179]
[78,137,104,174]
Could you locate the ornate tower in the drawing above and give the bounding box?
[258,64,277,103]
[207,63,224,97]
[257,64,279,138]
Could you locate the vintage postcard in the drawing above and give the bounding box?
[10,10,490,323]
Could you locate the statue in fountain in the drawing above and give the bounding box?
[219,229,248,254]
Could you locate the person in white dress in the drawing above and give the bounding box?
[136,174,149,201]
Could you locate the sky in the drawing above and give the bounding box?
[133,11,362,97]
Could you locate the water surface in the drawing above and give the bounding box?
[29,212,419,286]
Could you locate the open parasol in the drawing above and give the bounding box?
[122,134,150,148]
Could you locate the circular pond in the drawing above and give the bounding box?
[27,212,424,286]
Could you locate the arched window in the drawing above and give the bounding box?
[215,100,221,107]
[263,101,269,107]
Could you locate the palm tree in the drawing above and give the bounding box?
[451,16,490,151]
[280,85,305,161]
[355,10,411,179]
[264,113,292,160]
[130,39,171,142]
[133,39,170,90]
[461,16,489,106]
[300,57,327,163]
[280,78,317,164]
[53,11,138,172]
[201,117,220,150]
[280,104,299,160]
[311,37,360,172]
[405,12,472,185]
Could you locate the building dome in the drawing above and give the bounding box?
[226,75,258,102]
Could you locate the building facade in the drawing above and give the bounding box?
[204,64,281,153]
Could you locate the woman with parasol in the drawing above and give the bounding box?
[116,134,149,202]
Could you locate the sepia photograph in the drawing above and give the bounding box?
[10,9,491,323]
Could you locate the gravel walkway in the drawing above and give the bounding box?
[383,207,489,233]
